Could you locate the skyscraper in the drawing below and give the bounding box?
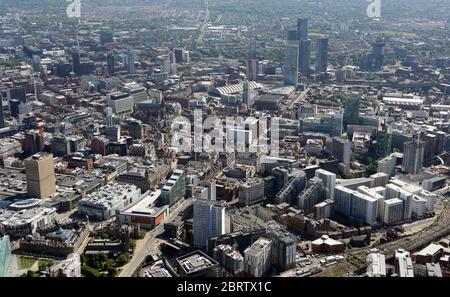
[72,48,81,75]
[25,153,57,199]
[299,39,311,75]
[402,139,425,174]
[247,40,258,81]
[287,30,298,42]
[193,185,225,249]
[0,99,4,128]
[332,137,351,165]
[283,43,299,87]
[247,59,258,81]
[127,50,135,75]
[316,37,328,73]
[315,169,336,200]
[296,18,308,41]
[343,92,361,128]
[106,52,115,76]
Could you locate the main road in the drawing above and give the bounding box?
[118,198,193,277]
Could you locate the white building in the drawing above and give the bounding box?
[239,178,265,206]
[377,154,397,177]
[108,92,134,116]
[366,252,386,277]
[78,182,143,220]
[382,198,404,225]
[315,169,336,200]
[244,237,272,277]
[385,183,413,221]
[193,187,226,248]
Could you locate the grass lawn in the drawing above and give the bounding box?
[18,256,37,270]
[18,256,55,270]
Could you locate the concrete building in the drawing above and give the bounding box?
[402,140,425,174]
[25,153,57,199]
[176,250,221,277]
[239,178,265,206]
[108,92,134,116]
[343,93,361,128]
[127,50,135,75]
[0,203,57,238]
[370,172,389,187]
[385,183,413,221]
[78,182,143,220]
[382,198,404,225]
[311,235,345,253]
[244,237,272,277]
[366,251,386,277]
[314,169,336,200]
[270,229,297,272]
[332,137,351,165]
[193,189,226,248]
[395,249,414,277]
[422,176,447,192]
[334,186,378,225]
[0,235,12,277]
[118,190,169,229]
[213,244,244,276]
[314,199,334,219]
[283,44,299,87]
[299,112,344,137]
[316,37,328,73]
[160,170,186,206]
[299,39,311,75]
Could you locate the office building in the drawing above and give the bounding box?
[72,48,81,75]
[332,137,351,165]
[343,92,361,127]
[422,176,447,192]
[108,92,134,116]
[316,37,328,73]
[382,198,404,225]
[0,235,12,277]
[297,177,326,213]
[283,44,299,87]
[296,18,308,41]
[238,178,265,206]
[287,30,298,41]
[334,186,378,225]
[25,153,57,199]
[160,169,186,206]
[213,244,244,276]
[0,103,4,128]
[299,112,343,137]
[385,183,413,221]
[402,139,425,174]
[176,251,221,277]
[377,154,397,177]
[244,237,272,277]
[270,229,297,272]
[78,182,142,220]
[106,52,115,76]
[127,50,135,75]
[314,169,336,200]
[299,39,311,75]
[193,188,226,248]
[314,199,335,219]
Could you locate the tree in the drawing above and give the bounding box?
[116,253,131,266]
